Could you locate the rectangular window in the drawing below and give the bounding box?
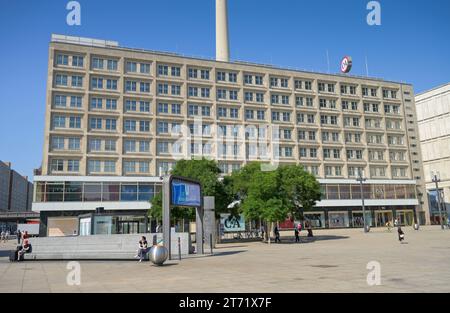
[88,160,102,173]
[158,65,168,76]
[201,106,211,117]
[171,85,181,96]
[70,96,82,108]
[92,58,104,69]
[201,88,210,98]
[72,55,84,67]
[217,71,226,81]
[105,119,116,131]
[68,138,80,150]
[139,121,150,132]
[140,63,150,74]
[104,161,115,173]
[72,76,83,88]
[124,140,136,153]
[55,74,68,86]
[124,161,136,173]
[107,59,118,71]
[125,120,137,132]
[201,69,210,80]
[140,82,150,93]
[69,116,81,129]
[255,76,263,85]
[171,66,181,77]
[89,139,102,151]
[171,103,181,115]
[105,99,117,110]
[189,87,199,97]
[106,79,117,90]
[139,141,150,153]
[230,108,239,119]
[51,159,64,172]
[158,103,169,114]
[90,118,102,130]
[126,81,137,92]
[56,54,68,65]
[52,137,65,150]
[54,95,67,107]
[104,139,116,151]
[126,61,137,73]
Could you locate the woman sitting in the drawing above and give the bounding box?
[134,236,149,262]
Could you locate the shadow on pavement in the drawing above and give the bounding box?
[215,245,249,249]
[263,235,350,245]
[210,250,247,257]
[0,250,12,257]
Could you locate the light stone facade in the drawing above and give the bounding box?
[37,34,429,223]
[416,83,450,220]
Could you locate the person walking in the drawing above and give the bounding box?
[1,230,5,243]
[6,230,10,242]
[397,226,405,243]
[305,220,314,237]
[386,221,392,232]
[16,229,21,245]
[294,226,300,243]
[274,226,281,243]
[260,225,265,241]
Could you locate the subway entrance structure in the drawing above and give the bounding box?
[163,176,203,259]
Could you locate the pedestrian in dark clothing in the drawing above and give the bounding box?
[274,226,281,243]
[16,229,21,244]
[294,227,300,243]
[305,221,314,237]
[398,226,405,243]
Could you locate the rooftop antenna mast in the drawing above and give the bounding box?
[326,50,330,73]
[365,55,369,77]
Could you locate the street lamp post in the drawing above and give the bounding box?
[357,169,369,233]
[431,171,445,230]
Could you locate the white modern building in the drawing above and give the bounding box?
[416,83,450,224]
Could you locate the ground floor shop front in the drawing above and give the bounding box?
[38,210,152,237]
[301,206,419,229]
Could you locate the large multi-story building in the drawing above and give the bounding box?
[32,34,429,236]
[416,83,450,224]
[0,161,36,231]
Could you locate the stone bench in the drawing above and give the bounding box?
[23,233,190,260]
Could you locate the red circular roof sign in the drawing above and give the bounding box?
[341,56,353,73]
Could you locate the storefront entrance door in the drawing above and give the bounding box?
[396,211,414,226]
[375,211,393,227]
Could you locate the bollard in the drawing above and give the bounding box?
[210,233,213,255]
[178,237,181,261]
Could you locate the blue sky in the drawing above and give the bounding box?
[0,0,449,179]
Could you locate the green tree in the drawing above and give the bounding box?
[278,165,322,220]
[232,163,321,240]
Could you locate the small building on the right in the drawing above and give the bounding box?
[416,83,450,225]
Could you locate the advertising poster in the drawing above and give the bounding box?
[220,214,245,232]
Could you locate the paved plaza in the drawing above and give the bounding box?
[0,226,449,293]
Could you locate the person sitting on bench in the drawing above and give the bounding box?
[134,236,149,262]
[17,239,32,261]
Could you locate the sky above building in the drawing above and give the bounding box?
[0,0,449,179]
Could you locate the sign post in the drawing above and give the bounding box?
[162,176,203,260]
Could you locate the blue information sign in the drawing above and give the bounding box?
[171,179,201,207]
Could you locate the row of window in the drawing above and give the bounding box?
[55,54,400,100]
[50,159,150,174]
